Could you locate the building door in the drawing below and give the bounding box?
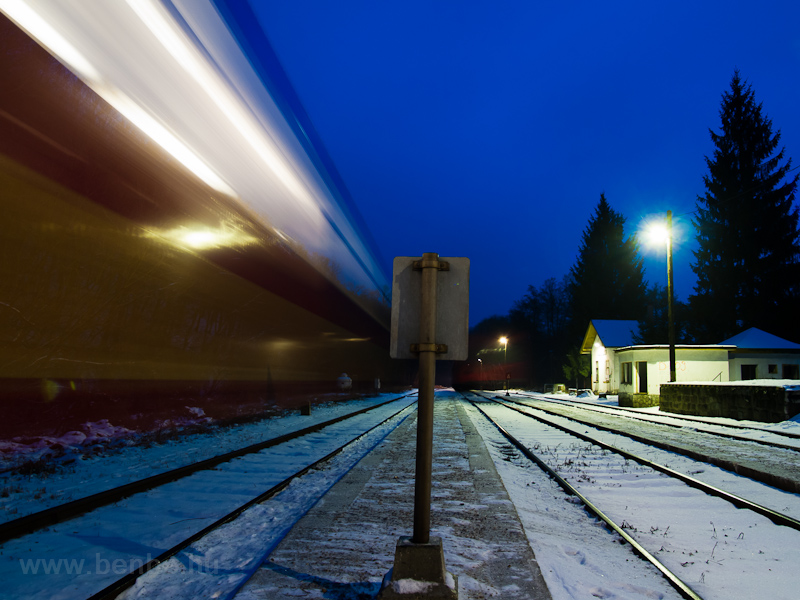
[637,361,648,394]
[741,364,757,380]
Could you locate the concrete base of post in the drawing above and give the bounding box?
[378,536,457,599]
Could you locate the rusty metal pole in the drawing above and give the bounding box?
[412,252,438,544]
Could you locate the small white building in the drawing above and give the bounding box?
[720,328,800,381]
[580,320,638,395]
[612,345,731,404]
[580,321,800,406]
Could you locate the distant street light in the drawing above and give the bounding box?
[499,336,509,396]
[477,358,483,390]
[645,211,676,383]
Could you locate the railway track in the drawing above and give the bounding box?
[512,390,800,447]
[0,396,417,600]
[463,392,800,600]
[482,392,800,513]
[479,392,800,495]
[0,394,414,544]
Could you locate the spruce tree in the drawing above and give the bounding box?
[568,194,646,339]
[690,71,800,342]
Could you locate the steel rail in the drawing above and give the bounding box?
[464,395,703,600]
[486,395,800,531]
[86,400,416,600]
[476,391,800,495]
[509,394,800,452]
[0,393,415,544]
[514,391,800,441]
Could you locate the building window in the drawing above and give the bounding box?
[768,364,778,375]
[741,364,757,380]
[605,359,610,382]
[622,362,632,384]
[595,361,599,383]
[783,364,800,379]
[621,362,632,385]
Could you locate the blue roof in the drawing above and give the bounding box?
[719,327,800,350]
[591,319,638,348]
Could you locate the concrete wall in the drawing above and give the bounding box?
[660,382,800,422]
[618,392,659,408]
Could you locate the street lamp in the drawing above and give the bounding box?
[645,211,676,383]
[477,358,483,390]
[499,336,509,395]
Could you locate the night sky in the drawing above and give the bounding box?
[245,1,800,326]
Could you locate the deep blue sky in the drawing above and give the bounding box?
[245,0,800,326]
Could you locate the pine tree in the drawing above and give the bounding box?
[562,346,590,389]
[690,71,800,343]
[568,193,646,339]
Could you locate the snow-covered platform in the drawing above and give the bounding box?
[237,395,553,599]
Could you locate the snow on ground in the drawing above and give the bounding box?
[664,379,800,388]
[519,388,800,433]
[2,389,800,600]
[0,398,417,600]
[472,399,800,600]
[0,419,137,470]
[0,394,407,523]
[513,401,800,520]
[237,393,559,599]
[461,400,682,600]
[544,402,800,448]
[117,405,417,600]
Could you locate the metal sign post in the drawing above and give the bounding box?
[380,252,468,599]
[413,253,439,544]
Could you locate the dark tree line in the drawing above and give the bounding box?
[461,194,648,388]
[508,276,570,385]
[460,70,799,390]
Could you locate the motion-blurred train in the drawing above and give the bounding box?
[0,1,410,440]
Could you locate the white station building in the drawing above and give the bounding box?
[580,320,800,402]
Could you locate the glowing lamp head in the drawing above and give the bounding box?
[644,222,670,247]
[499,336,508,345]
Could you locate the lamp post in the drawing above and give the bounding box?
[499,336,509,395]
[646,212,676,383]
[477,358,483,390]
[666,210,676,383]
